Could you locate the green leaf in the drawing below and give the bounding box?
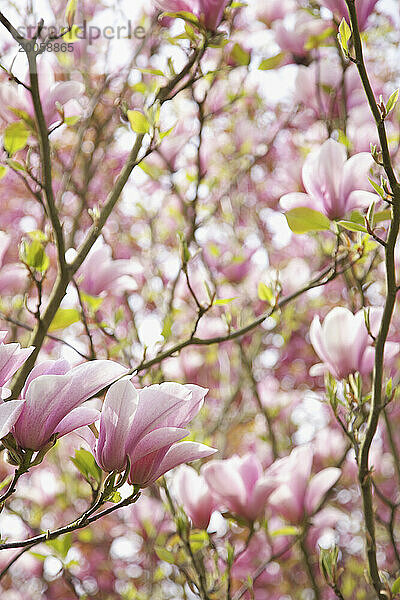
[65,0,77,27]
[81,292,103,312]
[386,89,399,114]
[271,526,300,537]
[47,532,72,559]
[159,125,176,140]
[189,530,208,552]
[19,239,49,273]
[71,448,102,486]
[27,230,48,242]
[304,26,334,51]
[392,576,400,595]
[160,11,200,27]
[62,24,81,42]
[7,159,25,171]
[214,297,237,306]
[258,52,285,70]
[348,210,365,224]
[136,67,165,77]
[368,177,385,198]
[0,474,12,491]
[30,552,47,561]
[155,547,175,564]
[4,121,29,156]
[110,491,122,503]
[161,313,173,340]
[139,160,164,179]
[64,116,80,127]
[373,209,391,224]
[338,18,351,55]
[49,308,80,332]
[0,165,7,179]
[337,220,368,233]
[127,110,150,134]
[258,282,274,304]
[285,207,331,234]
[230,43,251,66]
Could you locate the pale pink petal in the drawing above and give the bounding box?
[340,152,374,200]
[203,457,248,512]
[132,427,189,461]
[96,379,138,472]
[55,407,100,438]
[0,399,24,439]
[280,192,318,212]
[304,467,341,515]
[149,442,217,485]
[0,343,34,387]
[269,484,304,523]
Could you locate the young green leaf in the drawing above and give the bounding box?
[338,18,351,56]
[285,207,331,234]
[71,448,102,486]
[368,177,385,198]
[392,576,400,595]
[4,121,29,156]
[49,308,80,332]
[127,110,151,134]
[386,89,399,114]
[65,0,78,28]
[259,52,285,70]
[337,220,368,233]
[258,282,274,304]
[19,239,49,273]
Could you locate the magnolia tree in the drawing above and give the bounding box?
[0,0,399,598]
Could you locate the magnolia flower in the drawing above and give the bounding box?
[274,13,327,59]
[155,0,229,30]
[268,445,341,524]
[12,359,127,451]
[174,464,216,529]
[203,454,275,521]
[0,332,32,441]
[0,57,83,127]
[0,331,34,400]
[94,379,216,487]
[309,306,399,380]
[77,239,138,296]
[258,0,296,26]
[0,231,27,295]
[319,0,378,30]
[294,57,363,118]
[280,139,376,220]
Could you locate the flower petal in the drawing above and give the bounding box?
[305,467,341,515]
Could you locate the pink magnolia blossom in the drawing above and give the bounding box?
[0,331,34,400]
[268,445,341,524]
[0,332,33,442]
[77,239,138,296]
[258,0,296,26]
[274,13,327,59]
[0,231,26,294]
[319,0,378,30]
[203,454,275,521]
[12,359,127,451]
[294,57,364,118]
[155,0,229,30]
[280,139,376,220]
[174,464,216,529]
[0,57,83,127]
[94,379,216,487]
[309,306,399,379]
